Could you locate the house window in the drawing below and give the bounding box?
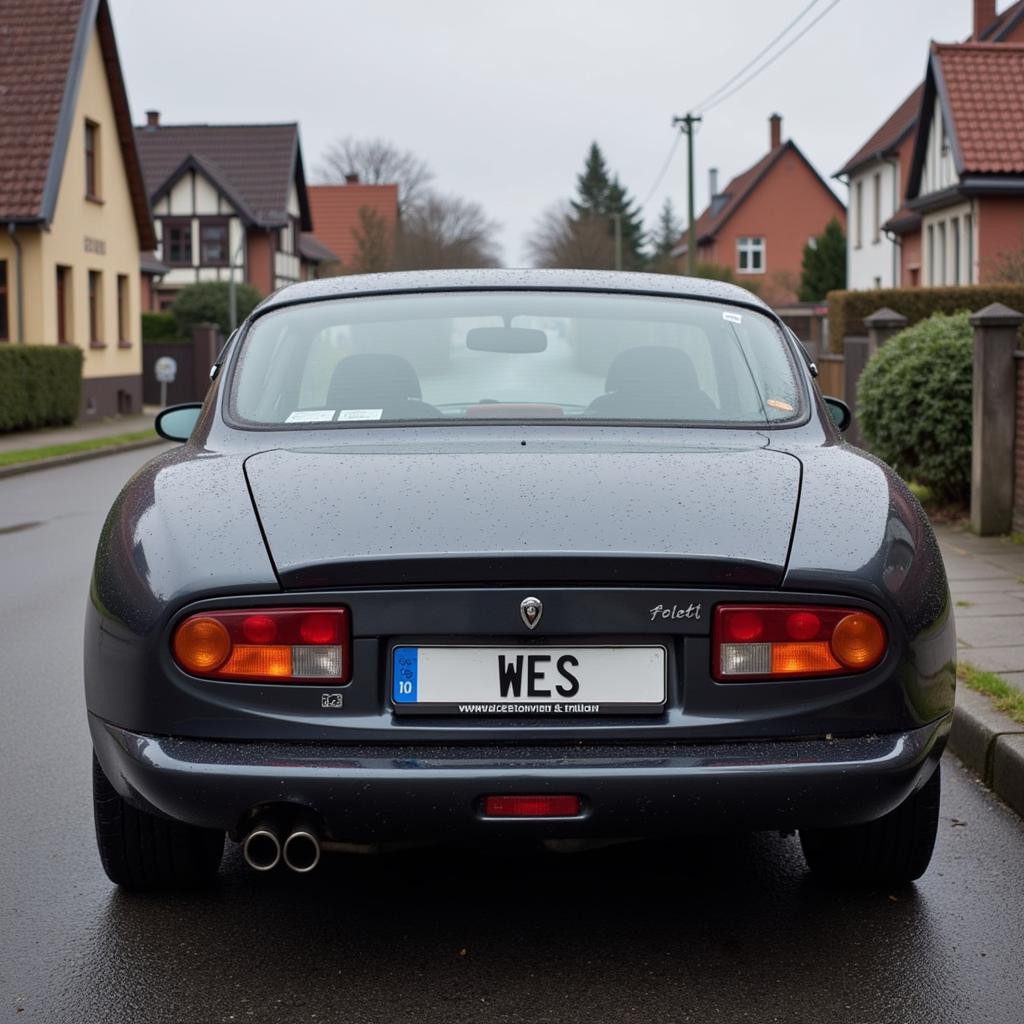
[854,180,863,249]
[937,222,947,285]
[736,236,765,273]
[164,219,193,266]
[872,173,881,244]
[88,270,103,346]
[199,221,229,266]
[117,274,130,346]
[85,120,100,200]
[952,219,961,285]
[56,265,71,343]
[965,213,973,284]
[0,260,8,341]
[927,225,935,284]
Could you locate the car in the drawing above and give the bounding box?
[86,269,955,889]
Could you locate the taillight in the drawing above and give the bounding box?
[172,608,351,683]
[713,605,886,681]
[482,795,582,818]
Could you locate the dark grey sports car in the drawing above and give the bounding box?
[86,269,955,889]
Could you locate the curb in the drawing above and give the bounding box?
[0,436,166,480]
[948,687,1024,818]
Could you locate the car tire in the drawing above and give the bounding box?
[799,763,941,885]
[92,754,224,890]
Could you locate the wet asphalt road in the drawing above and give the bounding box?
[2,448,1024,1024]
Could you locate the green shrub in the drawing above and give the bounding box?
[141,311,184,343]
[827,284,1024,352]
[170,282,262,337]
[0,345,83,432]
[858,312,972,503]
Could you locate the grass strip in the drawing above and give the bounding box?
[958,662,1024,726]
[0,429,157,468]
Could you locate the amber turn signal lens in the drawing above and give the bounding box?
[831,613,886,669]
[173,616,231,673]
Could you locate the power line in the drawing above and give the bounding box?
[691,0,824,115]
[699,0,844,115]
[640,128,683,208]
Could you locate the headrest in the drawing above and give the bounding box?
[605,346,701,394]
[326,353,422,409]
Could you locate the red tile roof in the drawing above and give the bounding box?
[934,42,1024,173]
[307,184,399,267]
[835,85,923,178]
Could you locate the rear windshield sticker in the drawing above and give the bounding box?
[337,409,384,421]
[766,398,794,412]
[285,410,335,423]
[722,312,743,324]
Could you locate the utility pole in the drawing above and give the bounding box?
[671,112,702,276]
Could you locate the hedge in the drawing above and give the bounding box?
[858,312,972,503]
[141,311,185,344]
[0,345,84,432]
[171,281,262,337]
[827,284,1024,351]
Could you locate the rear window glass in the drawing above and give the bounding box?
[230,291,803,427]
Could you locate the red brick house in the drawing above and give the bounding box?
[307,182,400,273]
[134,116,335,308]
[836,0,1024,289]
[675,115,845,305]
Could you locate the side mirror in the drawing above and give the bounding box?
[155,403,202,442]
[823,396,851,433]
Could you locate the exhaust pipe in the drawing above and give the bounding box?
[282,828,321,873]
[243,824,282,871]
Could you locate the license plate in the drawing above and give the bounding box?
[391,645,666,715]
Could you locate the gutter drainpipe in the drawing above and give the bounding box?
[6,223,24,342]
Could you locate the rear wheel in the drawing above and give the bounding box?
[92,754,224,890]
[799,764,941,885]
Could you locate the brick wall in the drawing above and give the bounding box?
[1015,353,1024,533]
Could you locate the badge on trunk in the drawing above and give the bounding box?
[520,596,543,630]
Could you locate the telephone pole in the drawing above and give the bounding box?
[671,112,702,276]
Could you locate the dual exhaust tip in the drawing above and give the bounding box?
[243,823,320,873]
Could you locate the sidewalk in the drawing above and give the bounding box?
[935,523,1024,693]
[0,408,159,454]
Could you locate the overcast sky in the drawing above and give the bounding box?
[112,0,977,263]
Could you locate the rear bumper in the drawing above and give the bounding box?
[90,713,951,840]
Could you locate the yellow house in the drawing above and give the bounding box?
[0,0,155,418]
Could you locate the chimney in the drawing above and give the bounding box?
[769,113,782,150]
[344,173,360,184]
[973,0,997,39]
[709,167,719,197]
[145,110,160,129]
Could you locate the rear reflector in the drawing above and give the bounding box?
[172,608,351,683]
[483,795,582,818]
[713,604,886,681]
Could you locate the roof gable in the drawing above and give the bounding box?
[0,0,155,246]
[307,184,400,267]
[135,122,312,230]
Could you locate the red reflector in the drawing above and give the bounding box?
[483,795,581,818]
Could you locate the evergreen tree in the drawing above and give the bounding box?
[650,197,684,271]
[571,142,614,218]
[799,217,846,300]
[606,177,646,270]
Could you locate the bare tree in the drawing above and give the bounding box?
[318,137,435,213]
[986,231,1024,284]
[526,200,616,269]
[395,193,502,270]
[348,206,394,274]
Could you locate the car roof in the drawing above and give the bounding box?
[256,268,773,315]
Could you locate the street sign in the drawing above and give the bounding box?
[154,356,177,383]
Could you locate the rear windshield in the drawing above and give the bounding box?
[230,291,803,427]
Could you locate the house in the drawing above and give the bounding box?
[134,116,335,308]
[0,0,155,418]
[835,0,1024,289]
[903,42,1024,286]
[676,115,846,306]
[307,181,400,273]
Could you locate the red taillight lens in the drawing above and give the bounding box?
[482,795,582,818]
[713,605,886,681]
[171,608,351,683]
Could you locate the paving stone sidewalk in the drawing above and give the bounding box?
[934,523,1024,692]
[0,409,159,455]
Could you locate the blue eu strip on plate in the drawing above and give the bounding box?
[392,647,419,703]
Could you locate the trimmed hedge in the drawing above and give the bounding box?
[0,345,84,432]
[858,312,972,503]
[141,311,185,343]
[827,284,1024,351]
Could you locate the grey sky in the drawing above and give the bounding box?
[112,0,973,263]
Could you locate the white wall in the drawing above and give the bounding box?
[847,159,901,289]
[920,98,957,198]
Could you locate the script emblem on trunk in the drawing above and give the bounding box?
[520,596,543,630]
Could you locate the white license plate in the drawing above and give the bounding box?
[391,645,666,715]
